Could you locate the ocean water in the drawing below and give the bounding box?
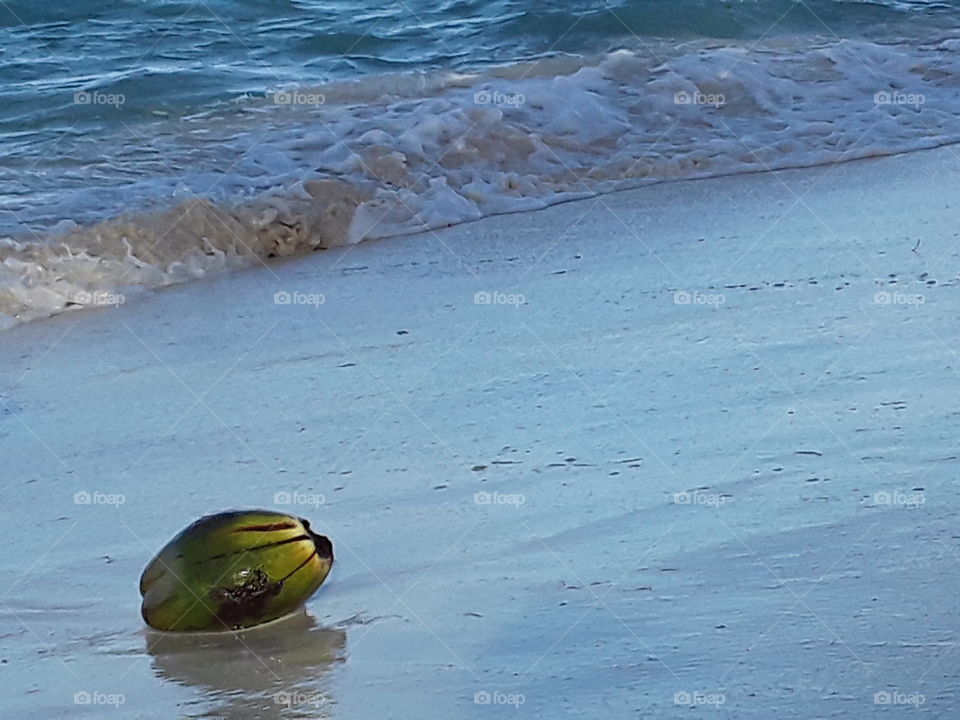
[1,0,959,326]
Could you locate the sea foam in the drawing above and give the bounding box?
[2,34,958,327]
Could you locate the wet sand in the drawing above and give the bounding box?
[1,145,958,717]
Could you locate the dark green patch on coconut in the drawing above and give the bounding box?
[210,567,283,628]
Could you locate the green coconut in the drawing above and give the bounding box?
[140,510,334,631]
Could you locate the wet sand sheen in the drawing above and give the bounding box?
[1,146,958,717]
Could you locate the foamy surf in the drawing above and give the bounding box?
[4,33,959,328]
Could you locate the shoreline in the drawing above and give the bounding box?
[7,29,960,330]
[4,135,956,335]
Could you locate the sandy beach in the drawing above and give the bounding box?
[2,144,959,718]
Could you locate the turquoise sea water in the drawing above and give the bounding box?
[1,0,953,227]
[1,0,950,134]
[1,0,960,325]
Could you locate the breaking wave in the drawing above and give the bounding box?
[4,32,960,328]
